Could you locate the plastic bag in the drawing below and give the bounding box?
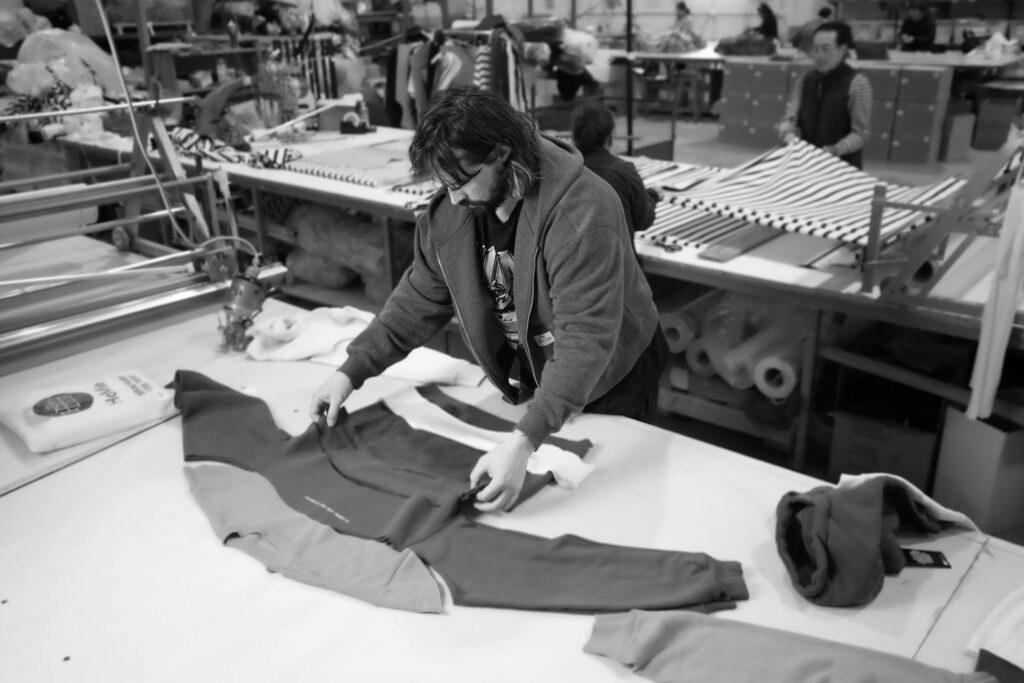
[0,0,27,47]
[10,29,120,95]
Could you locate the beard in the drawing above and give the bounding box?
[458,163,511,215]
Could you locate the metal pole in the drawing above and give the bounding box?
[0,97,195,125]
[626,0,634,155]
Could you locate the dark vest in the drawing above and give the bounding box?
[797,61,862,169]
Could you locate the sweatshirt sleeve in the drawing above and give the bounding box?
[339,213,456,388]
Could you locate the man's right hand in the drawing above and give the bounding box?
[782,132,799,145]
[309,371,354,427]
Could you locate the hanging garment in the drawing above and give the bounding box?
[776,476,962,607]
[674,140,964,247]
[472,44,493,91]
[406,40,432,126]
[584,610,998,683]
[246,306,485,388]
[173,370,749,613]
[394,42,416,130]
[431,41,475,93]
[185,464,444,613]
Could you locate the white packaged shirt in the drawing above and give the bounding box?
[0,370,175,453]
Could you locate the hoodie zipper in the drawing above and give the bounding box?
[436,256,517,403]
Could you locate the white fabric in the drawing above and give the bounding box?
[966,584,1024,670]
[382,387,594,489]
[639,201,751,251]
[673,140,965,247]
[0,370,175,453]
[246,307,485,388]
[838,473,979,531]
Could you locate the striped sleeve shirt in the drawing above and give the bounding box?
[779,70,872,158]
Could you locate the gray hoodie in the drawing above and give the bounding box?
[340,135,660,445]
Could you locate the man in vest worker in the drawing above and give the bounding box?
[778,21,872,169]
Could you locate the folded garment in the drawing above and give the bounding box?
[585,610,998,683]
[776,476,950,607]
[247,306,485,387]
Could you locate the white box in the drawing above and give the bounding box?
[933,407,1024,534]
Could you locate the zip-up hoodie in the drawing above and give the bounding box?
[340,134,660,446]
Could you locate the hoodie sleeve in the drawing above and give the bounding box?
[339,210,455,388]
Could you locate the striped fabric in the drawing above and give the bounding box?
[638,201,750,253]
[672,141,965,247]
[623,157,725,192]
[473,45,493,91]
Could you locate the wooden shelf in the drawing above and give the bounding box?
[658,386,795,451]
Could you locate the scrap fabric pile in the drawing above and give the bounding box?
[669,141,965,248]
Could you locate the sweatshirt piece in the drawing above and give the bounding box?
[382,386,594,488]
[173,370,748,613]
[185,464,443,613]
[584,610,998,683]
[776,476,945,607]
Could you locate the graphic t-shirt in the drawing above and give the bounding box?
[476,201,522,349]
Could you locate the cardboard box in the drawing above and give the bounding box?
[827,411,937,490]
[748,92,787,122]
[724,60,790,93]
[717,92,752,120]
[941,113,976,162]
[933,408,1024,534]
[889,133,941,164]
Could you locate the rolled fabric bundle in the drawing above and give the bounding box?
[685,338,717,377]
[661,310,700,354]
[754,342,802,401]
[715,323,794,390]
[667,364,690,391]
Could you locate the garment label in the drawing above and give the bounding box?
[533,331,555,347]
[900,548,951,568]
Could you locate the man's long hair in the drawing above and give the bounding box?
[409,86,540,198]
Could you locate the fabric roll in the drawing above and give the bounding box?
[667,364,689,392]
[684,338,716,377]
[661,311,700,354]
[753,342,801,400]
[714,323,793,390]
[585,610,999,683]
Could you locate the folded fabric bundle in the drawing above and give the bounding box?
[246,306,485,387]
[584,610,998,683]
[0,370,175,453]
[776,476,955,607]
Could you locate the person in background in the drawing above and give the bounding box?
[310,87,667,513]
[660,1,705,52]
[755,3,779,42]
[793,7,833,54]
[571,100,657,240]
[899,1,936,52]
[778,21,873,169]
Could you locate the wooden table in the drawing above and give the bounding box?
[0,298,1017,682]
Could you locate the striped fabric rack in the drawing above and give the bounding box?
[673,141,966,248]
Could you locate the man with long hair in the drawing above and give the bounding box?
[310,87,666,512]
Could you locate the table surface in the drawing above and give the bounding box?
[0,298,1019,682]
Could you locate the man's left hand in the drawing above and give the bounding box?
[470,430,535,512]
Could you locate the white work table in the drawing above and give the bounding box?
[0,299,1017,682]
